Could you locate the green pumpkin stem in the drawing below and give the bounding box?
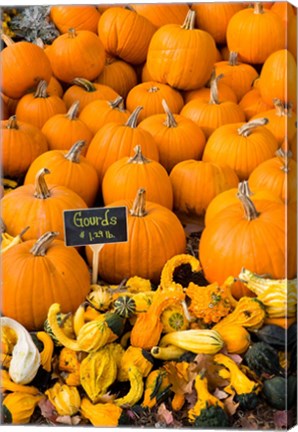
[125,106,143,128]
[64,140,85,163]
[34,80,49,98]
[34,168,51,199]
[130,188,147,217]
[6,115,19,130]
[128,145,151,164]
[209,73,224,105]
[67,100,80,119]
[30,231,59,256]
[237,118,269,137]
[72,78,97,92]
[162,99,177,128]
[181,10,196,30]
[237,193,260,221]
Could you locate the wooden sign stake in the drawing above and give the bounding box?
[91,243,104,284]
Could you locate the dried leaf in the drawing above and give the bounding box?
[239,415,259,429]
[56,415,81,425]
[193,353,229,390]
[38,398,58,423]
[156,403,174,426]
[213,388,229,400]
[223,394,239,416]
[274,410,292,429]
[163,361,199,395]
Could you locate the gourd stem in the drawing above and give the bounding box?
[237,118,268,137]
[6,115,19,130]
[30,231,59,256]
[1,33,14,46]
[273,98,286,117]
[148,86,159,93]
[130,188,147,217]
[128,145,151,164]
[72,78,96,92]
[209,73,224,105]
[181,10,196,30]
[237,193,260,221]
[162,99,177,128]
[109,96,125,110]
[34,168,51,199]
[254,2,264,14]
[34,80,48,98]
[228,51,239,66]
[68,28,77,38]
[275,148,291,173]
[66,100,80,119]
[125,106,143,128]
[64,140,85,163]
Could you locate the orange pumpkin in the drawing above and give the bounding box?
[62,78,119,114]
[126,81,184,123]
[24,140,99,207]
[41,101,93,153]
[98,7,156,65]
[130,3,190,28]
[270,2,295,29]
[288,14,297,61]
[202,118,279,180]
[50,5,101,33]
[138,99,206,172]
[226,2,285,64]
[1,168,87,241]
[102,145,173,209]
[169,160,239,218]
[199,194,293,299]
[2,231,90,330]
[1,115,48,178]
[0,34,52,99]
[85,106,159,183]
[15,80,67,129]
[85,188,186,284]
[239,87,272,121]
[47,28,105,83]
[146,10,217,91]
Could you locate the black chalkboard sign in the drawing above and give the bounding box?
[63,206,128,247]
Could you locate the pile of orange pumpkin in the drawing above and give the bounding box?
[0,2,297,428]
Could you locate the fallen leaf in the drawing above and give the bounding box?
[56,415,81,425]
[38,398,58,423]
[274,410,292,429]
[223,394,239,416]
[193,353,229,390]
[213,388,229,400]
[239,416,259,429]
[156,403,174,426]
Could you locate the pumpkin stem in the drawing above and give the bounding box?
[6,115,19,130]
[181,10,196,30]
[34,37,45,49]
[64,140,85,163]
[1,33,14,46]
[30,231,59,256]
[254,2,264,14]
[128,145,151,164]
[237,118,269,137]
[125,106,143,128]
[68,28,77,38]
[148,86,159,93]
[238,180,253,197]
[66,100,80,120]
[237,192,260,221]
[109,96,125,110]
[19,225,30,238]
[209,73,224,105]
[130,188,147,217]
[34,168,51,199]
[228,51,239,66]
[275,147,292,173]
[162,99,177,128]
[72,78,97,92]
[34,80,49,98]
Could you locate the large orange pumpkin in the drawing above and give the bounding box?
[85,188,186,284]
[146,10,217,91]
[130,3,190,28]
[1,168,87,241]
[50,5,101,33]
[2,231,90,330]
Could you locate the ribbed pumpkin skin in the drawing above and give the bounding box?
[1,117,48,178]
[239,88,271,121]
[63,83,118,114]
[130,3,190,27]
[169,160,239,217]
[98,7,156,65]
[184,82,237,105]
[226,4,285,64]
[146,21,217,91]
[50,5,101,33]
[85,199,186,284]
[2,239,90,330]
[0,41,52,99]
[258,50,297,111]
[202,122,279,180]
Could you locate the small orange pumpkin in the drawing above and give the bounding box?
[130,3,190,28]
[239,87,272,121]
[50,5,101,33]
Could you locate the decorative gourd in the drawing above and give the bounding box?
[85,107,159,184]
[262,375,297,410]
[1,168,87,241]
[80,398,122,427]
[244,342,284,377]
[2,232,90,330]
[169,159,239,218]
[161,304,190,333]
[41,101,94,153]
[15,80,67,129]
[98,6,156,65]
[114,365,144,407]
[130,3,190,28]
[239,87,272,121]
[142,369,171,408]
[159,329,224,354]
[79,95,130,135]
[2,392,44,425]
[0,317,40,384]
[126,81,184,123]
[1,115,48,178]
[58,347,81,386]
[45,382,81,416]
[118,345,154,382]
[146,10,217,91]
[50,5,101,33]
[102,145,172,209]
[85,188,186,284]
[95,57,138,99]
[138,99,205,172]
[46,28,105,83]
[248,149,297,204]
[258,49,297,111]
[0,34,52,99]
[202,118,279,180]
[214,51,259,101]
[180,73,246,139]
[216,325,251,354]
[24,140,99,207]
[226,2,285,64]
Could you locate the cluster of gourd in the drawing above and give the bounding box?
[0,1,297,427]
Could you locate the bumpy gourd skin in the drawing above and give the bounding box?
[194,405,229,428]
[244,341,285,377]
